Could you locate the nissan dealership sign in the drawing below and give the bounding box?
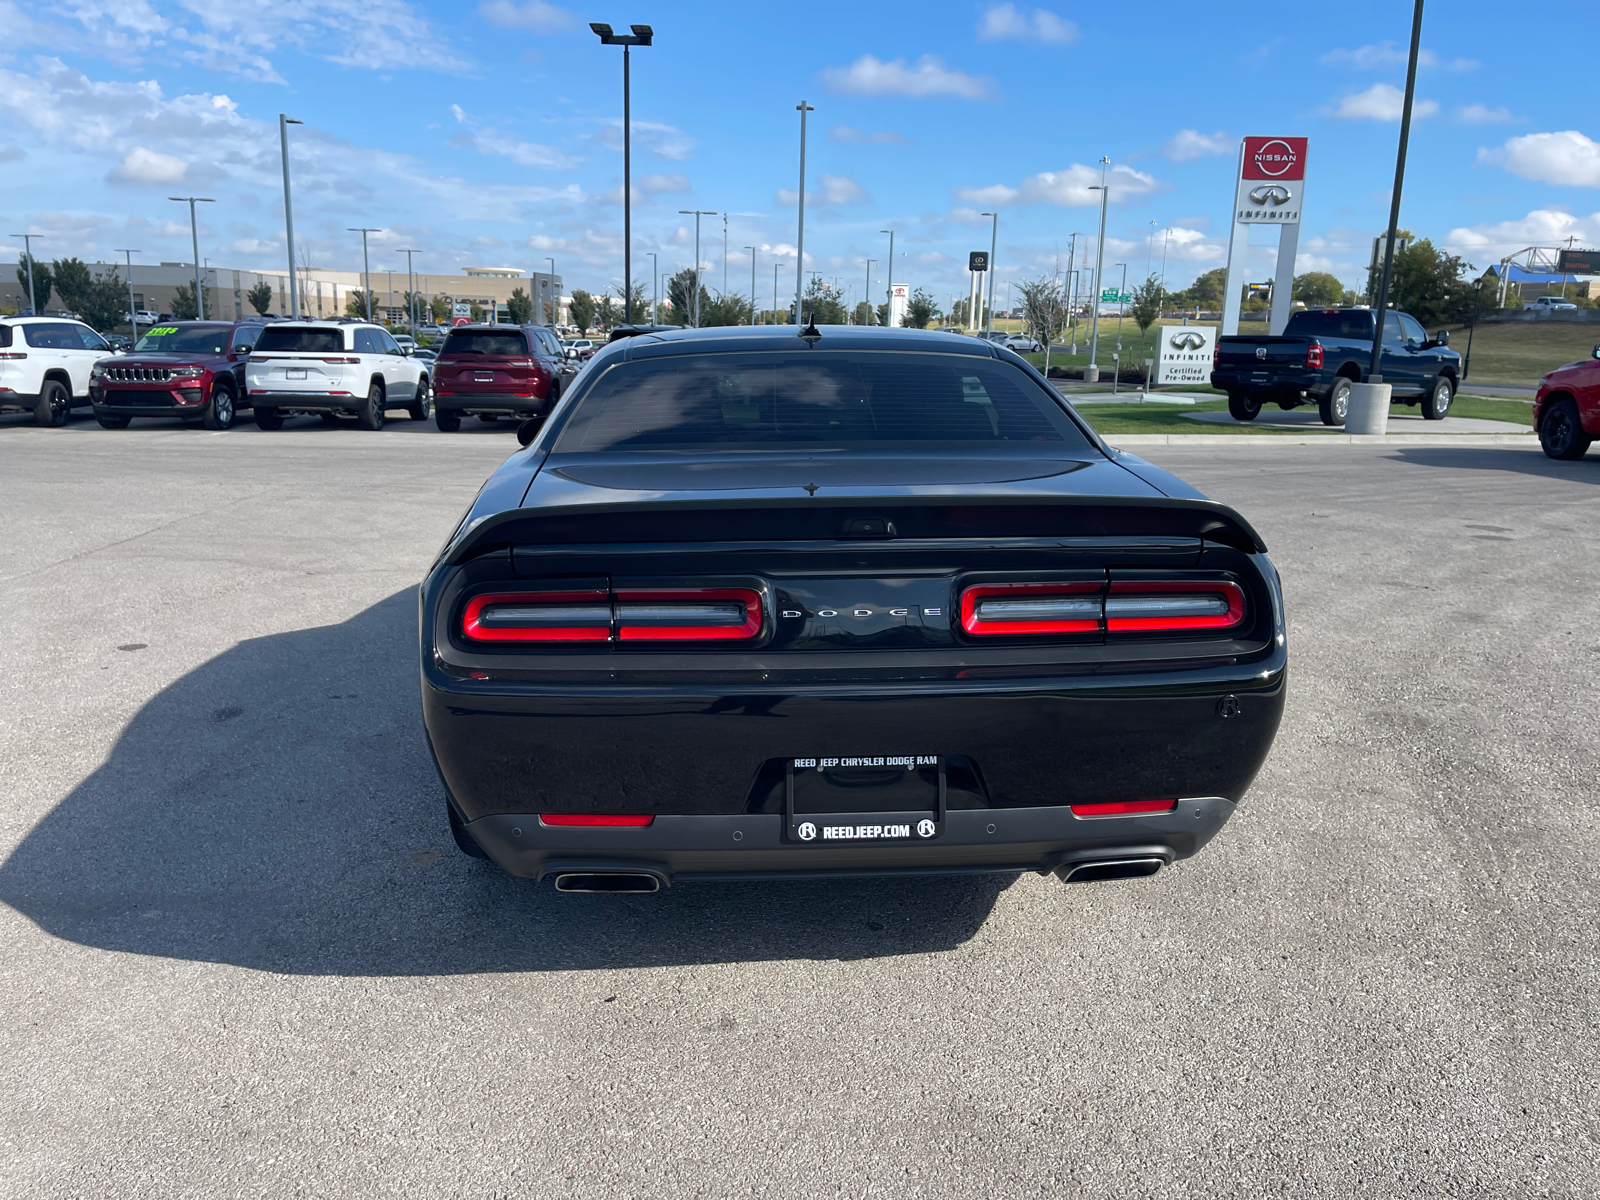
[1156,325,1215,386]
[1233,136,1307,225]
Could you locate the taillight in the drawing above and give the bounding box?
[961,582,1102,636]
[462,589,611,642]
[1306,341,1323,369]
[0,352,27,360]
[1071,800,1177,818]
[322,357,360,364]
[615,588,763,642]
[1212,343,1220,366]
[1104,580,1245,632]
[539,813,654,827]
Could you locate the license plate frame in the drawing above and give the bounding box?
[285,367,308,380]
[785,756,945,844]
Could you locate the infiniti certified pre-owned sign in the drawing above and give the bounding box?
[1169,330,1206,351]
[1156,325,1215,386]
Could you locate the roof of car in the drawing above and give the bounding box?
[1,315,92,325]
[598,324,1000,361]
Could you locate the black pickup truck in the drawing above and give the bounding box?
[1212,308,1461,425]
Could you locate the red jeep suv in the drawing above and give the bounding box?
[90,321,263,430]
[431,324,572,432]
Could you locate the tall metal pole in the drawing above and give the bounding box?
[1065,232,1079,353]
[880,229,895,328]
[679,210,715,327]
[1089,164,1109,373]
[9,234,39,313]
[864,260,875,325]
[590,25,653,322]
[114,248,139,338]
[722,213,728,296]
[1368,0,1426,383]
[349,228,379,321]
[1464,279,1482,381]
[547,256,557,326]
[983,211,998,334]
[773,261,780,325]
[170,197,215,320]
[648,251,658,324]
[794,101,813,325]
[745,246,757,324]
[1115,263,1127,350]
[279,115,303,318]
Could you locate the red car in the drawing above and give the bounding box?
[430,324,573,432]
[1534,345,1600,460]
[91,320,263,430]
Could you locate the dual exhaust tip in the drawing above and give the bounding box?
[1054,853,1170,884]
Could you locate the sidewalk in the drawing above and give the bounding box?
[1181,409,1527,435]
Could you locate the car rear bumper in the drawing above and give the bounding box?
[0,388,40,409]
[1210,370,1322,396]
[434,391,550,415]
[460,798,1236,882]
[247,390,357,412]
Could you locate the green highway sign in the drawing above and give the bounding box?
[1100,289,1131,303]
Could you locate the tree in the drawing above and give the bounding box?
[51,258,94,313]
[171,282,200,321]
[1180,268,1226,310]
[1293,271,1345,308]
[902,288,936,329]
[247,280,274,315]
[800,276,845,325]
[506,287,533,324]
[666,268,709,326]
[948,296,987,328]
[700,291,754,327]
[345,289,378,320]
[16,255,52,311]
[58,264,128,332]
[1129,275,1164,335]
[1015,276,1066,347]
[1369,237,1475,327]
[469,301,485,323]
[613,281,648,323]
[568,289,596,334]
[429,295,450,323]
[596,295,620,330]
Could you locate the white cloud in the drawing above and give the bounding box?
[830,125,912,146]
[952,162,1161,208]
[1456,104,1514,125]
[591,119,694,160]
[477,0,573,31]
[1480,131,1600,187]
[450,103,466,122]
[105,145,190,185]
[776,174,871,207]
[977,4,1080,45]
[637,173,689,194]
[1331,83,1439,120]
[1445,208,1600,257]
[1320,43,1477,70]
[1163,129,1231,162]
[820,55,994,101]
[447,127,580,169]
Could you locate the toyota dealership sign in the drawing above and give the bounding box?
[1234,136,1308,225]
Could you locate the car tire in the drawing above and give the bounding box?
[96,414,131,429]
[1422,375,1454,421]
[34,380,72,427]
[447,800,490,860]
[1319,377,1352,426]
[357,381,386,431]
[1538,398,1592,460]
[1227,391,1262,422]
[202,384,236,431]
[254,406,283,431]
[408,377,432,421]
[434,409,461,433]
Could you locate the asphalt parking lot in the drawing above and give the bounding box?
[1,416,1597,1198]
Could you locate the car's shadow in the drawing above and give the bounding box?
[0,590,1007,976]
[1388,445,1600,483]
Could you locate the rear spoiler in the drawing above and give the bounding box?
[442,494,1268,566]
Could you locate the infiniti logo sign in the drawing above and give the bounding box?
[1169,331,1206,351]
[1248,184,1292,206]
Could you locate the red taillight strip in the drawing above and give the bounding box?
[539,813,654,827]
[614,588,763,642]
[462,591,611,642]
[961,582,1103,636]
[1070,799,1178,818]
[1104,580,1245,632]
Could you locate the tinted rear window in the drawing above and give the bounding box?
[0,326,10,349]
[1284,311,1373,339]
[133,325,234,354]
[553,351,1090,452]
[441,331,528,356]
[255,327,344,353]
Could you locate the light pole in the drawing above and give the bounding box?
[981,211,998,335]
[169,196,215,320]
[9,234,41,313]
[1088,157,1110,380]
[397,248,420,331]
[1367,0,1425,386]
[1065,232,1080,353]
[114,248,140,337]
[1464,278,1483,380]
[590,23,653,324]
[744,246,757,324]
[679,210,715,327]
[880,229,895,328]
[279,115,303,318]
[547,256,557,326]
[722,213,729,296]
[1114,262,1127,350]
[648,251,659,324]
[348,227,381,321]
[864,259,876,325]
[773,260,781,325]
[794,100,814,325]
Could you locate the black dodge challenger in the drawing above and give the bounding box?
[421,325,1285,892]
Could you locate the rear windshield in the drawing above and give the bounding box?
[1284,310,1373,339]
[441,331,528,356]
[0,326,10,348]
[255,327,344,353]
[553,350,1091,452]
[133,325,234,354]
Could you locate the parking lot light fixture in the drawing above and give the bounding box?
[397,248,420,331]
[1114,262,1127,351]
[794,101,814,325]
[864,259,875,325]
[648,251,659,324]
[547,257,557,326]
[1088,160,1110,377]
[114,249,140,336]
[348,228,381,322]
[169,197,216,320]
[279,116,303,318]
[9,233,42,314]
[590,22,653,324]
[1367,0,1426,384]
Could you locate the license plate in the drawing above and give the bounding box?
[286,368,307,380]
[787,756,943,843]
[475,374,494,382]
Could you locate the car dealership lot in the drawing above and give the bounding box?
[1,424,1597,1197]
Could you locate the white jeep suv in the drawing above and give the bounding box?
[244,321,431,431]
[0,316,117,426]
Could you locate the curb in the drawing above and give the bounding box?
[1103,433,1540,448]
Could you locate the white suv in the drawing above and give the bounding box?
[244,321,431,431]
[0,316,117,425]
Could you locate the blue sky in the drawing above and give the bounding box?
[3,0,1598,312]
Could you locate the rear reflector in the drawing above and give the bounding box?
[539,813,654,827]
[462,590,611,642]
[1070,799,1177,818]
[1105,580,1245,632]
[961,582,1102,636]
[615,587,762,642]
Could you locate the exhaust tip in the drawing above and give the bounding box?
[553,872,662,894]
[1057,856,1166,884]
